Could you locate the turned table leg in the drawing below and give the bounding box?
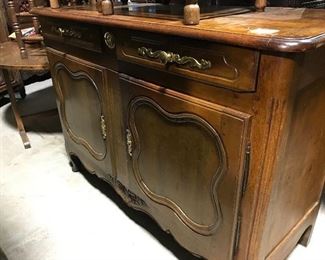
[2,69,31,149]
[19,85,26,99]
[7,0,27,58]
[28,0,41,34]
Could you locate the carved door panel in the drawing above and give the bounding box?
[47,48,114,181]
[117,74,251,260]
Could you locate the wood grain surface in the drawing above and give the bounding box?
[32,6,325,52]
[0,41,48,70]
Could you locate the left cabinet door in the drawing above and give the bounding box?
[47,48,115,182]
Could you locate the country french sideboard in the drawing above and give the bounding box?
[33,5,325,260]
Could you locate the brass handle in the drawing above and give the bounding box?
[138,47,211,70]
[104,32,116,49]
[57,27,65,36]
[53,26,82,39]
[126,129,133,157]
[100,115,107,140]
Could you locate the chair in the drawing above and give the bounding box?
[0,0,25,100]
[0,0,49,149]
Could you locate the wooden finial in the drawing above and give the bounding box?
[184,0,200,25]
[49,0,60,8]
[102,0,113,15]
[255,0,267,12]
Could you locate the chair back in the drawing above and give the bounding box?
[0,0,9,43]
[7,0,44,58]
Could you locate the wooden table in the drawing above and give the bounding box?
[0,41,48,148]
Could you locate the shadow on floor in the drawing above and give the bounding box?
[75,162,202,260]
[1,86,62,134]
[73,159,325,260]
[0,97,10,107]
[0,247,8,260]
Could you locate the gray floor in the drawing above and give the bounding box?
[0,80,324,260]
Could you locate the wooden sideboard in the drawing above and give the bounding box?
[34,6,325,260]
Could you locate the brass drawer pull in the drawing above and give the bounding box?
[126,128,133,157]
[104,32,116,49]
[52,26,82,39]
[100,115,107,140]
[138,47,211,70]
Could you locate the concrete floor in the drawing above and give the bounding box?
[0,80,324,260]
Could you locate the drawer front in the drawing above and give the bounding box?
[41,18,102,53]
[117,30,260,92]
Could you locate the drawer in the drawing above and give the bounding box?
[116,30,260,92]
[40,18,102,53]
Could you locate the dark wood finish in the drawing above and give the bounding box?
[39,6,325,260]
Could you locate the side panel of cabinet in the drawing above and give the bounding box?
[47,48,115,182]
[115,74,251,260]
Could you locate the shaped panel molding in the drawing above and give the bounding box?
[54,63,107,160]
[128,96,227,236]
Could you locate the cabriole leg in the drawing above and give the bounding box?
[69,155,81,172]
[298,226,313,247]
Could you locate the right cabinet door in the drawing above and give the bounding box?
[118,74,251,260]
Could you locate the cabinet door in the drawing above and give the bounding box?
[117,74,251,260]
[47,48,114,181]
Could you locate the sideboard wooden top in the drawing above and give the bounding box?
[32,6,325,52]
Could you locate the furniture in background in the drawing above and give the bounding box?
[49,0,267,24]
[0,0,25,99]
[269,0,325,8]
[34,4,325,260]
[0,0,49,148]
